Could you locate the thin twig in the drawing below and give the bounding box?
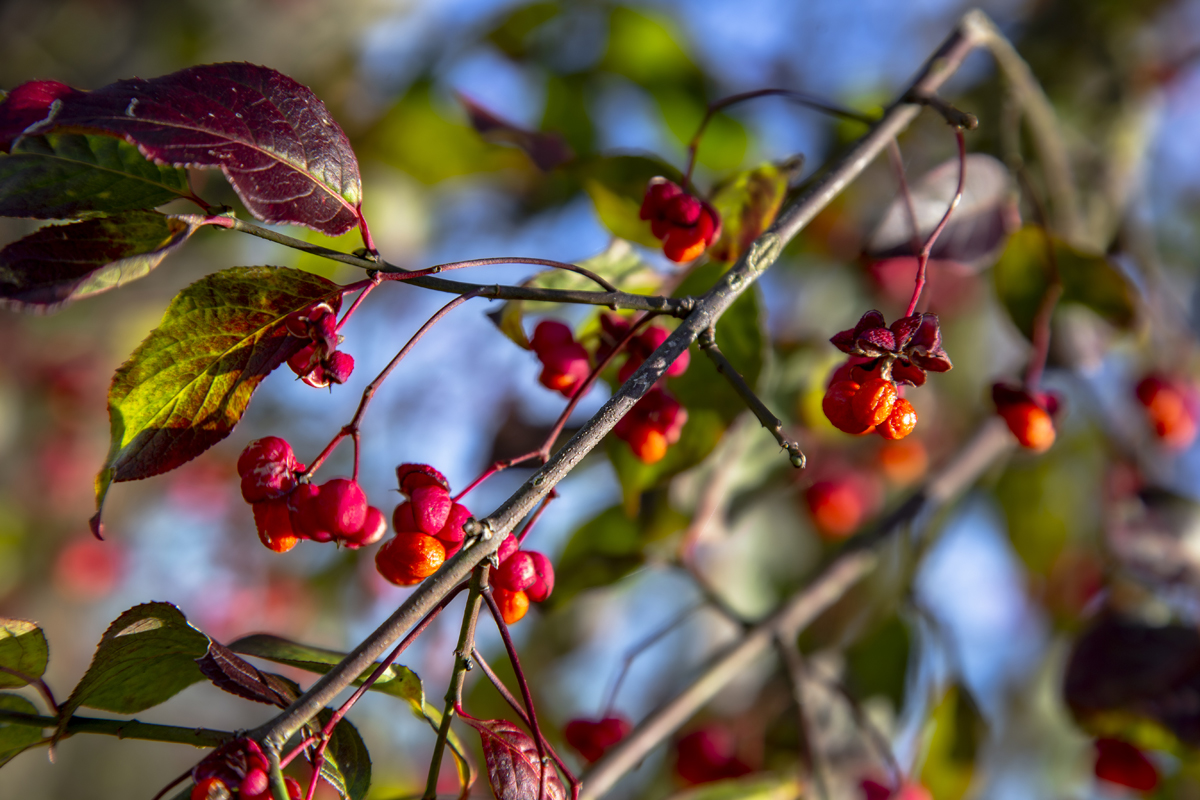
[772,637,827,800]
[602,603,704,717]
[0,709,231,747]
[697,327,805,468]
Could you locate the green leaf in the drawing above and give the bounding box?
[844,615,911,711]
[666,773,801,800]
[56,602,210,742]
[574,154,682,247]
[993,225,1136,339]
[654,88,747,173]
[602,6,697,86]
[0,133,192,219]
[0,619,48,689]
[708,162,790,263]
[0,692,44,768]
[93,267,338,532]
[316,711,372,800]
[491,240,662,348]
[0,211,206,311]
[229,634,474,789]
[486,2,560,58]
[919,684,986,800]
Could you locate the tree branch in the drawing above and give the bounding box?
[0,709,232,748]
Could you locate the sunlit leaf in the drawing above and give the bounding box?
[55,602,210,742]
[460,716,565,800]
[0,211,206,311]
[0,65,363,235]
[0,693,43,768]
[993,225,1136,339]
[93,267,339,532]
[574,154,681,247]
[0,619,48,689]
[919,684,985,800]
[0,133,193,219]
[708,162,791,263]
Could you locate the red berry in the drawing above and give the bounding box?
[639,179,683,222]
[565,716,632,763]
[239,768,269,799]
[342,506,387,549]
[1136,375,1198,449]
[287,344,318,380]
[495,551,537,592]
[494,586,529,624]
[237,437,298,503]
[396,463,450,495]
[530,320,574,354]
[191,777,230,800]
[524,551,555,603]
[852,377,898,429]
[877,398,917,440]
[237,437,295,477]
[436,502,472,545]
[674,726,752,785]
[284,778,303,800]
[1094,738,1158,792]
[410,484,452,535]
[823,381,873,435]
[538,341,591,397]
[375,531,446,586]
[253,498,300,553]
[860,779,892,800]
[806,479,866,540]
[496,533,519,564]
[629,424,668,464]
[664,193,702,226]
[392,500,417,533]
[315,478,368,538]
[999,401,1055,452]
[324,350,354,385]
[288,484,332,542]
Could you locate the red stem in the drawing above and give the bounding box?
[515,490,557,547]
[904,127,967,317]
[336,275,382,333]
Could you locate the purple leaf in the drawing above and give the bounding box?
[1,64,363,236]
[93,267,340,534]
[459,93,573,171]
[0,211,206,311]
[196,641,298,708]
[461,717,565,800]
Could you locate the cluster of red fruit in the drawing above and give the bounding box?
[639,177,721,263]
[529,315,690,464]
[823,311,951,440]
[564,716,631,764]
[860,779,932,800]
[191,739,302,800]
[1094,737,1158,792]
[490,529,555,625]
[992,383,1059,453]
[237,437,386,553]
[1135,373,1198,450]
[673,726,752,785]
[284,302,354,388]
[375,464,472,586]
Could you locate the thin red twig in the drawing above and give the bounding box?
[904,127,967,317]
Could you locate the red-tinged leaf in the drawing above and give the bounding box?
[1,65,363,236]
[0,133,194,219]
[707,160,793,263]
[196,640,298,708]
[461,717,565,800]
[459,93,573,171]
[0,211,207,311]
[93,267,340,533]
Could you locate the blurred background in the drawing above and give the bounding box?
[3,0,1200,797]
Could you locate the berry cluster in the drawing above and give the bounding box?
[822,311,951,440]
[1135,373,1198,450]
[531,320,591,398]
[992,383,1059,453]
[237,437,386,553]
[673,726,752,785]
[564,716,631,764]
[598,313,691,384]
[860,779,932,800]
[376,464,472,586]
[284,302,355,388]
[190,739,302,800]
[490,532,555,625]
[639,177,721,263]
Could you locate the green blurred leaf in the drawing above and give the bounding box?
[365,82,527,184]
[0,619,48,689]
[491,240,662,348]
[0,211,205,311]
[654,88,747,173]
[919,684,985,800]
[603,7,696,85]
[486,2,559,58]
[575,154,681,246]
[708,162,790,263]
[93,267,338,529]
[56,602,210,742]
[666,773,801,800]
[0,133,192,219]
[541,73,595,156]
[0,692,43,768]
[993,225,1136,339]
[229,633,474,789]
[316,711,372,800]
[845,615,910,711]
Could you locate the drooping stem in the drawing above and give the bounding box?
[423,568,488,800]
[904,127,968,317]
[602,602,704,717]
[683,88,875,189]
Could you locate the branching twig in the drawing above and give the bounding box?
[773,637,827,800]
[697,327,805,468]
